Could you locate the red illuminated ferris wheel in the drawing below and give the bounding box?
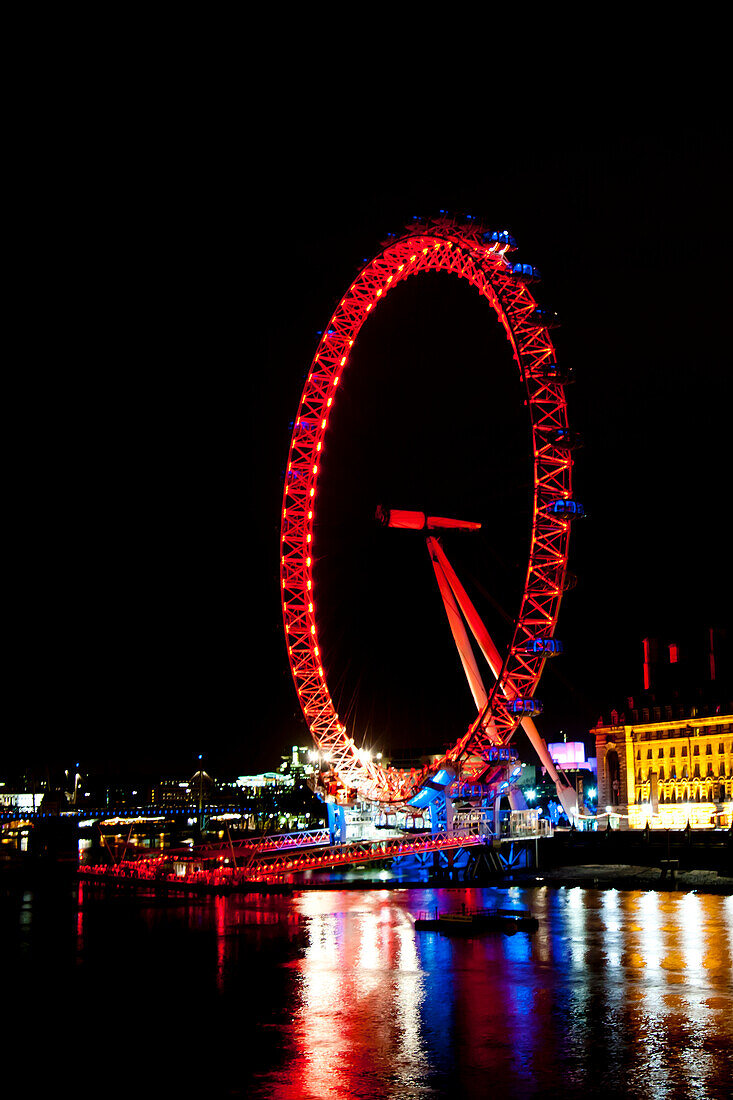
[280,215,581,809]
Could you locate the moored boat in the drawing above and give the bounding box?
[414,907,538,933]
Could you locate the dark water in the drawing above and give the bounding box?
[3,879,732,1098]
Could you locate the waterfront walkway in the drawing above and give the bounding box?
[511,863,733,894]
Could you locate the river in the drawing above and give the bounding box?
[3,879,731,1098]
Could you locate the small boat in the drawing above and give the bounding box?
[414,906,538,934]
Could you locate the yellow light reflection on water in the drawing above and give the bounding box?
[602,888,623,969]
[607,889,733,1099]
[236,886,733,1099]
[566,887,588,969]
[636,890,662,973]
[679,892,704,977]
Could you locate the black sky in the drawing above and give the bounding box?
[9,77,731,781]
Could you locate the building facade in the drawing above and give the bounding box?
[595,712,733,829]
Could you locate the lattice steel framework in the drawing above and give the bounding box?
[280,215,577,804]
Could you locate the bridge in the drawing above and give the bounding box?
[244,824,485,879]
[78,815,555,892]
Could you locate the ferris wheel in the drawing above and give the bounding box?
[280,215,581,815]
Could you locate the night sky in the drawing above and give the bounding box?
[9,89,731,783]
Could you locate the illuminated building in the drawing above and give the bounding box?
[595,712,733,829]
[594,628,732,828]
[546,741,597,775]
[152,778,192,805]
[0,788,42,812]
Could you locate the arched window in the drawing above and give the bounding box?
[606,749,621,805]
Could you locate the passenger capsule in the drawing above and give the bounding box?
[527,361,573,383]
[506,698,544,717]
[528,306,559,327]
[482,229,517,249]
[510,262,541,281]
[544,499,585,518]
[545,428,583,450]
[523,638,564,656]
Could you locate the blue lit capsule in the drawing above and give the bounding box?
[544,499,584,518]
[546,429,583,450]
[523,638,564,656]
[506,698,544,717]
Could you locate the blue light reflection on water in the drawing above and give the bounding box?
[256,885,733,1100]
[4,881,732,1098]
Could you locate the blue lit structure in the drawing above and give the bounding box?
[544,498,584,518]
[506,698,544,717]
[522,638,564,656]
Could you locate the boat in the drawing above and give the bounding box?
[414,906,538,934]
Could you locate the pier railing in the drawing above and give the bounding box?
[79,824,492,886]
[247,823,486,877]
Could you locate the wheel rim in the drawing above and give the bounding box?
[280,215,574,803]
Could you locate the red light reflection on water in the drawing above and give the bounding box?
[245,887,733,1100]
[285,890,427,1099]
